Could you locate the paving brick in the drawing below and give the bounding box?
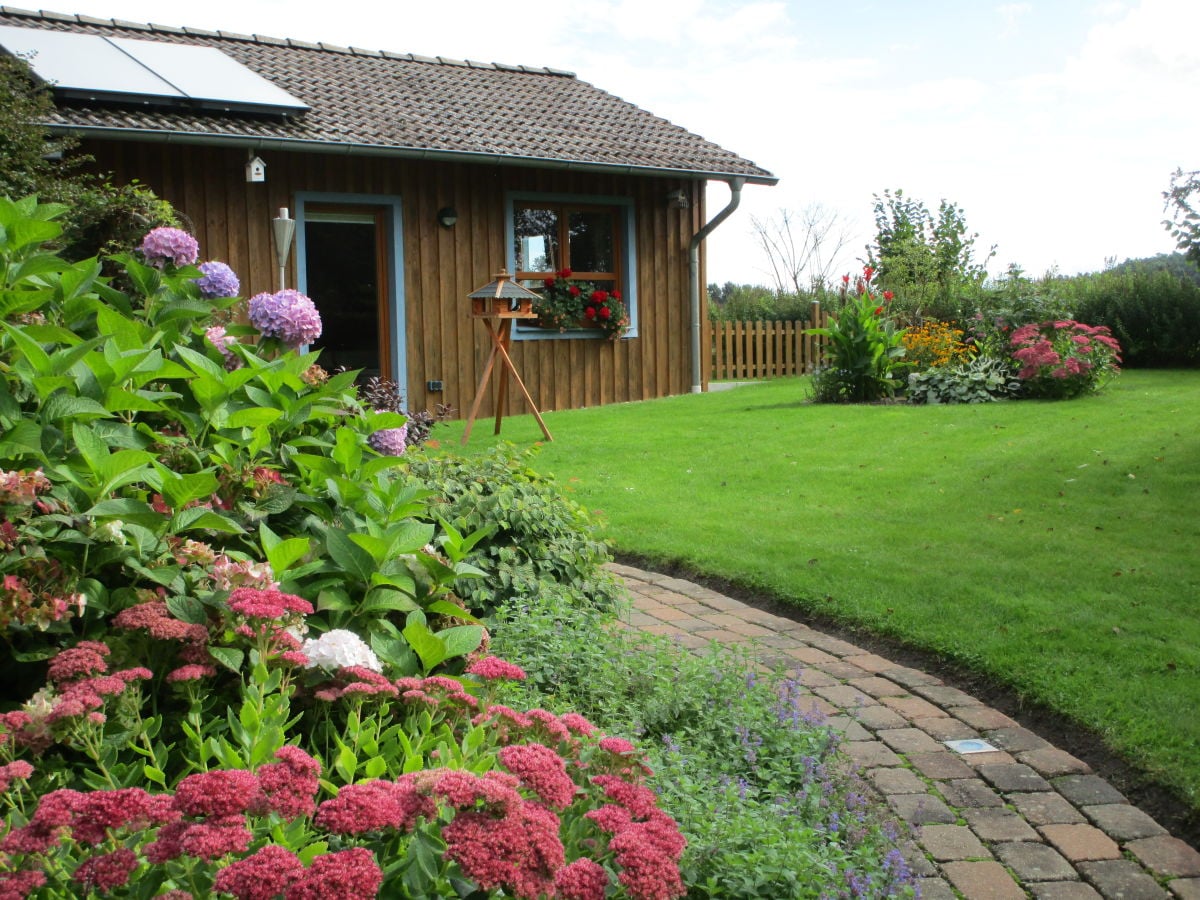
[964,807,1041,842]
[920,824,991,861]
[1038,824,1121,862]
[1078,859,1170,899]
[867,766,928,795]
[824,715,871,741]
[994,841,1077,881]
[882,695,949,720]
[783,645,838,665]
[794,668,840,687]
[670,632,713,650]
[888,792,959,825]
[726,620,775,637]
[878,727,945,755]
[914,877,958,899]
[854,705,910,731]
[1018,747,1092,777]
[986,726,1051,752]
[886,665,943,688]
[938,778,1005,809]
[694,627,750,644]
[818,660,877,680]
[917,716,982,741]
[977,763,1052,793]
[963,750,1020,768]
[908,751,977,780]
[845,740,904,768]
[955,707,1020,731]
[646,605,700,622]
[667,619,720,638]
[814,684,879,708]
[1030,883,1103,899]
[1169,879,1200,900]
[848,675,910,698]
[1010,792,1087,825]
[1053,775,1127,808]
[847,652,899,674]
[1126,836,1200,878]
[941,860,1026,899]
[641,623,685,637]
[803,634,864,657]
[913,684,984,707]
[904,845,939,877]
[1082,804,1168,841]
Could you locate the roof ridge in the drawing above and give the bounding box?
[0,5,577,77]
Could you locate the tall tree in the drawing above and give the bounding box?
[866,188,995,316]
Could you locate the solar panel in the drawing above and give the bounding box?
[0,24,308,115]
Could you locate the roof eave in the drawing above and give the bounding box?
[49,123,779,186]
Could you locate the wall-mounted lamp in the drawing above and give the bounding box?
[667,189,689,210]
[437,206,458,228]
[246,155,266,183]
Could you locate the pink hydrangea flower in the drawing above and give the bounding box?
[366,426,407,456]
[140,227,199,268]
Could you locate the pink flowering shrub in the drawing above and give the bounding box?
[0,649,684,899]
[1009,319,1122,398]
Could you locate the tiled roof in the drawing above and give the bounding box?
[0,7,776,184]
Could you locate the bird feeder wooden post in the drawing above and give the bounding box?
[460,269,553,444]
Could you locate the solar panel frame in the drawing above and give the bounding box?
[0,24,308,115]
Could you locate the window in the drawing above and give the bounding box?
[508,193,637,339]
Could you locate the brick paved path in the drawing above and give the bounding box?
[612,563,1200,900]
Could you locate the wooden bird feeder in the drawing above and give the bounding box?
[461,270,552,444]
[469,269,538,319]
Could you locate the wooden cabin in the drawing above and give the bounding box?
[0,9,776,418]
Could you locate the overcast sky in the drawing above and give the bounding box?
[43,0,1200,286]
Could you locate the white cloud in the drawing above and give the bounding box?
[996,2,1033,38]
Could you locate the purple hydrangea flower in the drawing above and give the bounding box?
[367,426,407,456]
[247,289,323,349]
[205,325,242,371]
[139,227,199,268]
[194,261,240,299]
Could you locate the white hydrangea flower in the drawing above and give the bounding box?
[301,629,382,672]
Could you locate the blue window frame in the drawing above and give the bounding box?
[505,192,638,340]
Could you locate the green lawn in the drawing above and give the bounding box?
[435,371,1200,814]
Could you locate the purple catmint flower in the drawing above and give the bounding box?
[193,261,240,299]
[248,289,323,349]
[367,426,408,456]
[139,227,199,268]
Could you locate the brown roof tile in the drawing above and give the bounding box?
[0,7,775,183]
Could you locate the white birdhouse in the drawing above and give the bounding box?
[245,156,266,183]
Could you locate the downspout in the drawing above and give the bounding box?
[689,177,745,393]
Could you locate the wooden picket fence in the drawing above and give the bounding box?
[709,303,829,382]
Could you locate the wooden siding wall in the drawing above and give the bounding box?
[84,141,707,420]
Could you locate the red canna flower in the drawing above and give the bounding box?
[875,306,884,315]
[863,266,875,280]
[883,290,894,301]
